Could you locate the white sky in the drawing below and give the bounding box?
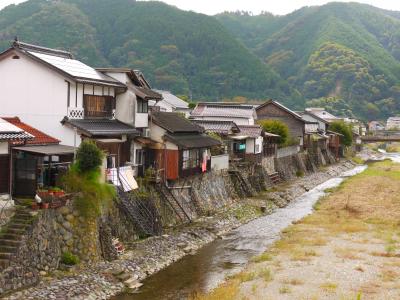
[1,0,400,15]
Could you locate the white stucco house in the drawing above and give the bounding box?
[149,90,190,117]
[0,40,162,177]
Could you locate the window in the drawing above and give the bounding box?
[137,98,148,113]
[135,149,144,165]
[182,150,190,169]
[84,95,115,118]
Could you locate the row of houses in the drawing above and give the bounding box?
[0,39,353,201]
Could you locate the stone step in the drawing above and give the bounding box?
[5,228,26,235]
[8,222,31,229]
[11,217,33,223]
[0,239,22,247]
[0,245,17,253]
[0,252,12,260]
[0,233,23,241]
[0,259,10,269]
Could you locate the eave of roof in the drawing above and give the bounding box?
[62,118,139,137]
[2,43,126,89]
[152,112,204,134]
[164,133,221,149]
[256,100,305,122]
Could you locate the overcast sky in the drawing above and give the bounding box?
[1,0,400,15]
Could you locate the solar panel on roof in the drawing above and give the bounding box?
[28,51,118,82]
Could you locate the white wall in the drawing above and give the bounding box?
[116,90,135,125]
[245,138,255,154]
[0,52,76,146]
[211,154,229,170]
[255,136,263,154]
[0,142,8,154]
[0,51,116,147]
[135,112,148,128]
[149,122,178,150]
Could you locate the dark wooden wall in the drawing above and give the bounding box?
[257,103,304,139]
[0,155,9,193]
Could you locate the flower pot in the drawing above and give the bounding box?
[54,191,65,197]
[41,203,49,209]
[31,203,39,210]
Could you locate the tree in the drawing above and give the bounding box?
[259,119,289,145]
[75,140,104,173]
[329,121,353,146]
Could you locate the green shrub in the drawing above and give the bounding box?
[329,121,353,146]
[76,141,104,173]
[62,164,115,219]
[61,251,79,265]
[259,119,289,145]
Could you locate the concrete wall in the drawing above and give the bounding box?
[211,154,229,171]
[0,142,8,155]
[276,145,300,158]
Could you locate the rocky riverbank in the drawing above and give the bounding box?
[3,160,356,300]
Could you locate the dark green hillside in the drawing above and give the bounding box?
[217,2,400,118]
[0,0,289,101]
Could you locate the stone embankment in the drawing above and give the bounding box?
[3,160,356,300]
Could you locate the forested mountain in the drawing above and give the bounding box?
[217,3,400,119]
[0,0,291,101]
[1,1,400,118]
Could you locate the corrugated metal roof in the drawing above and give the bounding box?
[13,145,76,155]
[63,119,139,137]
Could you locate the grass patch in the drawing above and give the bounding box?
[251,252,272,263]
[282,278,304,285]
[258,267,273,282]
[279,285,292,294]
[351,156,365,164]
[190,281,239,300]
[232,271,256,283]
[320,282,338,292]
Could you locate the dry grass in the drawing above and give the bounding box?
[320,282,338,292]
[196,161,400,300]
[282,278,304,285]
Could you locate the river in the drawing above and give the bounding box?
[114,165,368,300]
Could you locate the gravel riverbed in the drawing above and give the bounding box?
[3,160,356,300]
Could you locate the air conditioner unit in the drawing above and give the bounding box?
[142,128,151,138]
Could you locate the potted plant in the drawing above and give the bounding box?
[37,189,49,198]
[52,187,65,197]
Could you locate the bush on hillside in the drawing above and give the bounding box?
[259,119,289,145]
[76,140,104,173]
[329,121,353,146]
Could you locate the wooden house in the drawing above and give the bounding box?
[147,112,221,181]
[256,100,306,147]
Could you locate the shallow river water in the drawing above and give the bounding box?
[115,165,367,300]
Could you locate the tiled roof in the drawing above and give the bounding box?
[191,103,256,119]
[0,131,33,141]
[154,90,189,109]
[62,119,139,137]
[192,120,239,135]
[237,125,263,138]
[152,112,204,133]
[164,134,221,149]
[2,117,58,145]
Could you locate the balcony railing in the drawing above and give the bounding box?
[67,107,84,119]
[67,107,116,120]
